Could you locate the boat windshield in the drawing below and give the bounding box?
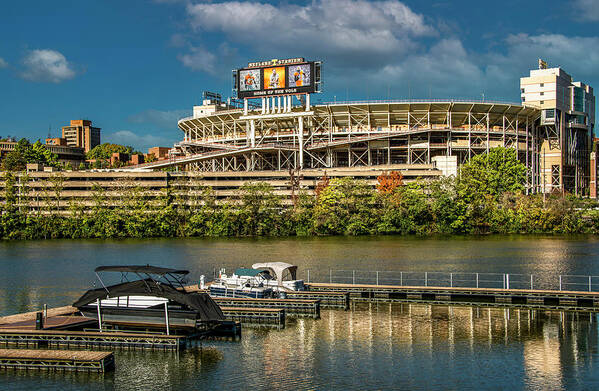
[233,268,273,280]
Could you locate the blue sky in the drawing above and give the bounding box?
[1,0,598,151]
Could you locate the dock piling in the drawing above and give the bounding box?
[164,302,170,336]
[96,299,102,332]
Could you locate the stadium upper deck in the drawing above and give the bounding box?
[134,99,542,191]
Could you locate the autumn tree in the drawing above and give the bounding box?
[376,171,404,194]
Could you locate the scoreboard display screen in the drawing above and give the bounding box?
[235,59,320,98]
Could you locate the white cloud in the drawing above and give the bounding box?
[128,109,189,129]
[380,39,484,94]
[172,0,599,103]
[20,49,76,83]
[178,42,238,74]
[184,0,434,70]
[574,0,599,21]
[178,46,217,73]
[169,33,187,48]
[105,130,176,151]
[0,58,7,69]
[482,33,599,90]
[335,33,599,101]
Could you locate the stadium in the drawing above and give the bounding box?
[140,99,540,190]
[134,58,595,195]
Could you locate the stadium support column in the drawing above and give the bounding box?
[250,120,256,148]
[261,98,265,115]
[298,116,304,169]
[306,93,310,111]
[244,99,248,116]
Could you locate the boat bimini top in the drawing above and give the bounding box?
[73,265,224,321]
[251,262,298,287]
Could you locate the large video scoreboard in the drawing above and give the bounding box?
[233,58,321,99]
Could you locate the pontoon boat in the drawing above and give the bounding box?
[73,265,224,333]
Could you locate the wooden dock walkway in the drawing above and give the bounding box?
[0,306,77,325]
[305,283,599,311]
[0,349,114,373]
[0,315,96,331]
[0,329,189,351]
[215,297,320,318]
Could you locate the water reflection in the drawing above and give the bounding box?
[3,237,599,389]
[0,305,597,390]
[3,236,599,315]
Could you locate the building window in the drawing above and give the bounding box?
[522,97,526,102]
[540,101,544,104]
[545,109,555,118]
[540,83,544,87]
[521,88,525,93]
[540,92,544,96]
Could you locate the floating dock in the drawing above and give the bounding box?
[215,297,320,318]
[285,291,350,310]
[220,307,285,329]
[185,284,349,310]
[305,283,599,311]
[0,349,114,373]
[0,329,190,351]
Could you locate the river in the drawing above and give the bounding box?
[1,235,599,390]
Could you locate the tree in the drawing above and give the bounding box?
[459,147,526,200]
[2,138,58,170]
[1,151,26,171]
[15,139,36,162]
[314,173,329,198]
[236,182,283,236]
[87,143,137,160]
[31,141,58,167]
[78,162,86,170]
[376,171,403,194]
[313,177,377,235]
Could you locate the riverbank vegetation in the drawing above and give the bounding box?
[1,148,598,239]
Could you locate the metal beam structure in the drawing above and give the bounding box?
[136,99,543,192]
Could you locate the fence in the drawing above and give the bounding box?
[303,270,599,293]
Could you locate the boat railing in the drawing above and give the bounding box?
[303,269,599,292]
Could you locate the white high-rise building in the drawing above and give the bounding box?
[521,60,595,194]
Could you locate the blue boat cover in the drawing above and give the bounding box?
[234,268,267,277]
